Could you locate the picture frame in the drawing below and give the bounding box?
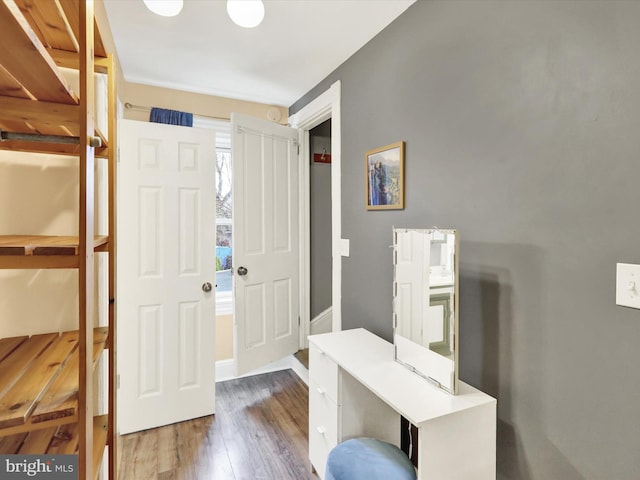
[366,141,405,210]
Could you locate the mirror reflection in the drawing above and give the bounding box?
[393,228,459,394]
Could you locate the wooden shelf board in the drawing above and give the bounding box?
[0,255,80,269]
[0,0,77,104]
[32,328,108,424]
[0,235,109,256]
[0,139,109,158]
[49,48,110,74]
[0,333,59,399]
[0,414,76,438]
[0,63,32,99]
[0,328,108,434]
[0,430,27,454]
[0,95,109,153]
[13,0,79,53]
[0,331,79,429]
[0,335,28,364]
[0,96,80,134]
[16,426,58,454]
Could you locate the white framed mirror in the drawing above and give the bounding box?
[393,228,459,394]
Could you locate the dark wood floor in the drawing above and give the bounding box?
[118,370,317,480]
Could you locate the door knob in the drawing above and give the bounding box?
[202,282,213,292]
[237,266,248,276]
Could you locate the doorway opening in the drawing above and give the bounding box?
[290,80,343,349]
[308,119,332,336]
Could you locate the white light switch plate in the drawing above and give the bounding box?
[616,263,640,309]
[340,238,350,257]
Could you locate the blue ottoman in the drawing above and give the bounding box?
[326,438,417,480]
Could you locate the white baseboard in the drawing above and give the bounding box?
[216,355,293,383]
[310,306,333,335]
[291,355,309,386]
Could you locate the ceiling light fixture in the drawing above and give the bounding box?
[143,0,183,17]
[227,0,265,28]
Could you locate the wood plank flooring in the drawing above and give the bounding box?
[293,349,309,369]
[118,370,317,480]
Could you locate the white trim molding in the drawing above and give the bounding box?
[289,81,342,347]
[310,306,333,335]
[215,356,293,383]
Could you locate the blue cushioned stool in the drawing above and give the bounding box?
[326,438,417,480]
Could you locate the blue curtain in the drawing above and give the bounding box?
[150,107,193,127]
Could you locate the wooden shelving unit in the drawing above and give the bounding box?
[0,0,117,479]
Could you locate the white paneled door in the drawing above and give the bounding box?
[232,113,300,376]
[118,119,216,434]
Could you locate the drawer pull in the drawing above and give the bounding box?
[316,387,325,395]
[316,426,326,435]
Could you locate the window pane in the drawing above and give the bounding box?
[216,150,232,219]
[216,149,233,294]
[216,225,232,268]
[216,225,232,293]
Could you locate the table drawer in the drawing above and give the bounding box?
[309,379,339,480]
[309,378,339,444]
[309,423,335,480]
[309,342,339,403]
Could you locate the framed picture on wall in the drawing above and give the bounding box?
[366,141,405,210]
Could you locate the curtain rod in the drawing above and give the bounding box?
[123,102,230,121]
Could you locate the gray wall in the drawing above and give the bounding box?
[290,1,640,479]
[310,120,332,318]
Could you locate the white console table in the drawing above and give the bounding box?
[308,328,496,480]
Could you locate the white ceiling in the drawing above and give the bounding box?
[103,0,415,107]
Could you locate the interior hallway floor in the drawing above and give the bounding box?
[294,348,309,369]
[118,369,316,479]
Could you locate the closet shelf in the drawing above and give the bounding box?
[0,96,110,152]
[0,138,109,158]
[0,235,109,269]
[0,327,108,436]
[0,235,109,255]
[0,414,108,480]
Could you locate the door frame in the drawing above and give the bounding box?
[289,80,342,348]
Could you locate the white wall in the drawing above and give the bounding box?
[0,152,79,337]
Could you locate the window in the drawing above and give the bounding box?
[216,149,233,297]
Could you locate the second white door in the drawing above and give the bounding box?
[232,113,300,376]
